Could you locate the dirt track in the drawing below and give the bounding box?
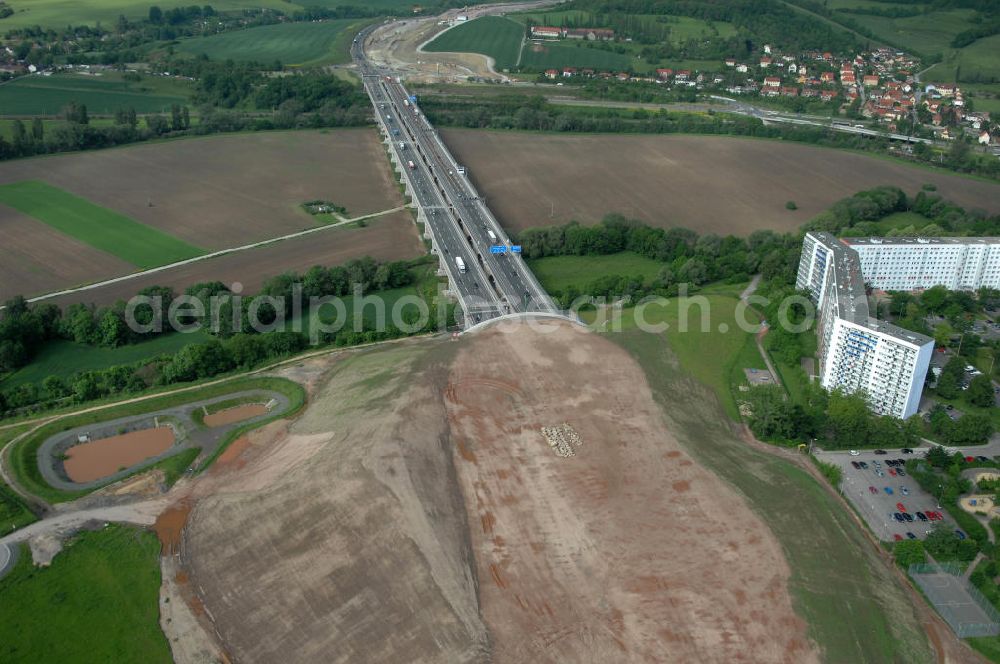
[441,130,1000,236]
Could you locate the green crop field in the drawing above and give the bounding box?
[175,18,366,67]
[527,252,664,293]
[0,330,211,391]
[521,42,636,72]
[615,302,936,663]
[0,72,192,116]
[424,16,524,71]
[0,181,204,269]
[0,0,289,29]
[0,525,171,663]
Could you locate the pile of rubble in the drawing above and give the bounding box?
[541,423,583,458]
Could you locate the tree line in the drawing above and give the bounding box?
[515,214,802,307]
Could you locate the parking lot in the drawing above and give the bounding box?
[818,448,954,542]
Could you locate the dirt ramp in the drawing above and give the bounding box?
[447,321,818,663]
[184,346,487,664]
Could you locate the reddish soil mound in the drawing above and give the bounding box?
[155,500,193,555]
[64,426,174,483]
[445,322,817,663]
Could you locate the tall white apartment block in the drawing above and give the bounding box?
[846,236,1000,292]
[797,232,934,419]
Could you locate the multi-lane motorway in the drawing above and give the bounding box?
[352,26,559,326]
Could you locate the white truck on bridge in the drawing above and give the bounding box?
[407,160,415,169]
[455,256,466,273]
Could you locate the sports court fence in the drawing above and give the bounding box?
[910,562,1000,638]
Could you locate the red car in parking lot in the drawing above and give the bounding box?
[896,502,907,512]
[893,534,903,541]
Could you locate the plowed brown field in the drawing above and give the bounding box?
[0,208,133,301]
[1,129,414,301]
[45,210,423,308]
[441,130,1000,235]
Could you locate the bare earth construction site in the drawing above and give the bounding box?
[176,322,815,663]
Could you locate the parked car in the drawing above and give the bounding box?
[893,513,905,522]
[955,530,967,540]
[874,449,888,455]
[893,534,903,541]
[907,532,917,540]
[851,461,860,469]
[889,469,897,476]
[903,513,914,522]
[869,486,878,494]
[858,462,869,469]
[897,468,907,477]
[977,456,990,462]
[902,448,914,454]
[916,512,928,521]
[896,502,907,512]
[965,456,975,463]
[900,486,909,496]
[876,470,885,478]
[849,450,860,456]
[884,487,894,495]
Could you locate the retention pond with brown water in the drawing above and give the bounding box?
[203,404,269,428]
[64,426,175,483]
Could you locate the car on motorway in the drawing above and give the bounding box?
[896,502,907,512]
[874,449,888,455]
[884,487,894,495]
[849,450,860,456]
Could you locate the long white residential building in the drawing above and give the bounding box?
[797,232,934,419]
[845,236,1000,292]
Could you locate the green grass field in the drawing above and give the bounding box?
[0,181,204,269]
[424,16,524,71]
[0,525,171,663]
[175,19,365,67]
[0,72,192,116]
[521,42,636,72]
[0,425,36,536]
[527,252,664,292]
[0,330,211,391]
[616,317,936,663]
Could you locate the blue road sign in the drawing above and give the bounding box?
[490,245,507,254]
[510,245,522,253]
